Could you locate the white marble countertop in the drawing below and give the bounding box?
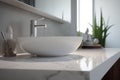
[0,48,120,80]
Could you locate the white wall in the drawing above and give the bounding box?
[95,0,120,48]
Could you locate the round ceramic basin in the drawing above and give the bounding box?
[18,37,82,57]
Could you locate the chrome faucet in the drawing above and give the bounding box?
[30,19,47,37]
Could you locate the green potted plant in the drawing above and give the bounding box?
[91,10,113,47]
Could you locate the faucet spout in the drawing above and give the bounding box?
[34,24,47,28]
[30,20,47,37]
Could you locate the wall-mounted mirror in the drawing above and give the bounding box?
[18,0,35,7]
[18,0,71,22]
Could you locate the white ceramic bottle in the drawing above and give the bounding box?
[6,26,13,39]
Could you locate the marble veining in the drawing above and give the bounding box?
[0,48,120,80]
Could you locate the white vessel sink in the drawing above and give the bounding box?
[18,37,82,57]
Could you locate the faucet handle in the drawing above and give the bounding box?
[33,17,45,22]
[38,17,45,21]
[31,20,37,25]
[31,17,45,25]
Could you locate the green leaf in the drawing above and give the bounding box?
[90,9,114,47]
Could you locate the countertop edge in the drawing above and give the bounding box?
[90,52,120,80]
